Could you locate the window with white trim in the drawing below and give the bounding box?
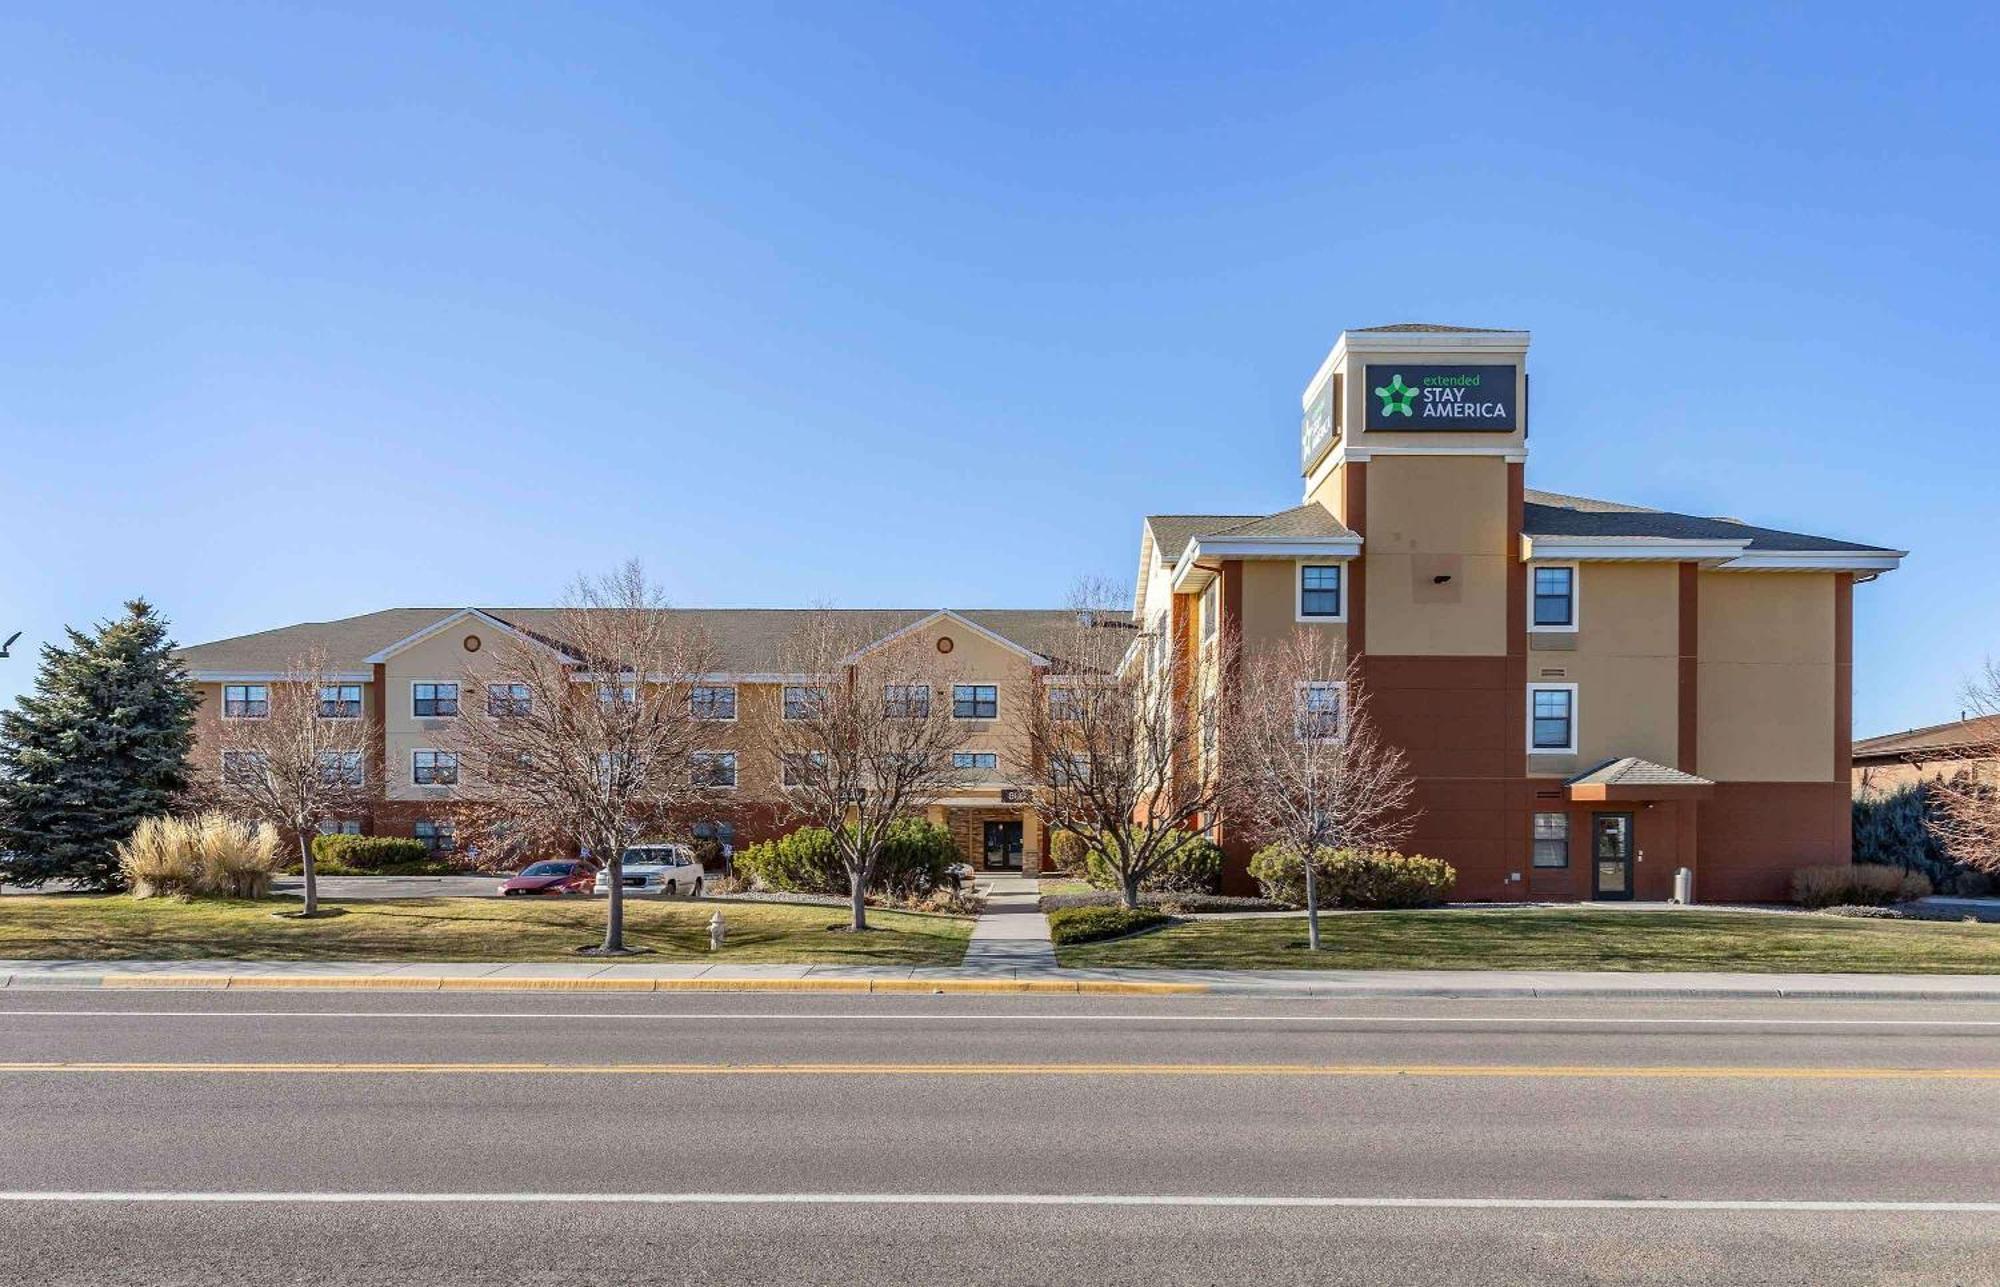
[691,685,737,721]
[1296,682,1344,742]
[781,751,825,787]
[413,750,459,785]
[692,751,738,788]
[1298,564,1343,620]
[1051,752,1091,787]
[783,685,826,721]
[597,682,638,708]
[317,819,363,836]
[222,684,269,719]
[413,683,459,718]
[318,684,362,719]
[486,683,531,717]
[317,750,364,787]
[952,684,997,720]
[953,751,998,771]
[883,684,930,719]
[1532,812,1570,868]
[1531,565,1577,630]
[1528,685,1577,753]
[413,819,455,854]
[1048,685,1082,722]
[221,749,268,785]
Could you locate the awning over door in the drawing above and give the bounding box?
[1565,757,1715,803]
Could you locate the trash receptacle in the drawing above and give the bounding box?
[1673,866,1694,905]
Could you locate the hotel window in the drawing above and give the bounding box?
[952,684,998,720]
[318,684,362,719]
[1532,813,1570,868]
[413,819,455,854]
[413,750,459,785]
[1298,564,1343,620]
[221,750,268,785]
[597,682,638,708]
[691,685,737,721]
[317,750,364,787]
[692,751,738,788]
[783,685,827,721]
[781,751,825,787]
[1296,682,1344,742]
[1201,580,1219,643]
[884,684,930,719]
[486,683,532,717]
[317,819,363,836]
[413,682,459,718]
[1048,686,1082,722]
[1528,685,1577,754]
[222,684,269,719]
[692,820,736,854]
[953,751,998,771]
[1051,752,1091,787]
[1532,566,1576,629]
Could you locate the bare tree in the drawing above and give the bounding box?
[1929,659,2000,876]
[447,562,718,953]
[770,610,972,931]
[212,648,377,917]
[1009,578,1237,909]
[1233,630,1417,949]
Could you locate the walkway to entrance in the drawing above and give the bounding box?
[961,874,1056,970]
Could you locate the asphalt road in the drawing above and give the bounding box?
[2,990,1997,1284]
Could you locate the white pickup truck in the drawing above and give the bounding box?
[592,844,705,897]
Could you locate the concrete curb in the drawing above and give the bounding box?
[4,971,1999,1000]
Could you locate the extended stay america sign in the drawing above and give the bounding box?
[1363,363,1519,432]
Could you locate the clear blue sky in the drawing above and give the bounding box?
[1,2,1993,738]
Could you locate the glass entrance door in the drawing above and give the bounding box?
[1592,813,1635,900]
[982,820,1024,871]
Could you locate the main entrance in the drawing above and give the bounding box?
[982,820,1024,871]
[1592,812,1635,900]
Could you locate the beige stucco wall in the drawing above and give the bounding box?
[1235,559,1348,665]
[1523,562,1679,778]
[1362,455,1510,656]
[1697,571,1836,783]
[382,617,501,802]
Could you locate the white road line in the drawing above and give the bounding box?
[2,1010,1998,1029]
[0,1191,1994,1212]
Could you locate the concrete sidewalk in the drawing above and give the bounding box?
[960,874,1057,970]
[5,957,2000,999]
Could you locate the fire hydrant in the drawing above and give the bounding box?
[707,910,727,952]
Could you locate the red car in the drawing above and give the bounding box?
[498,859,596,896]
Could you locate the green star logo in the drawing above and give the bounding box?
[1375,373,1418,417]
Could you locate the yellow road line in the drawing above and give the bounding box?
[0,1061,1996,1079]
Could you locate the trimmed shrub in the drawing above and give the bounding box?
[1047,830,1092,874]
[1249,845,1456,909]
[874,818,957,900]
[1084,836,1225,895]
[1792,863,1932,909]
[117,813,281,899]
[309,834,436,875]
[1048,905,1171,946]
[1041,890,1291,913]
[736,826,845,896]
[738,821,958,900]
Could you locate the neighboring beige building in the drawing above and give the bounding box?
[178,323,1907,900]
[1853,715,2000,797]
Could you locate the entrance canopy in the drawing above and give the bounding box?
[1565,757,1715,803]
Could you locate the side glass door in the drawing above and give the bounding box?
[1592,813,1634,900]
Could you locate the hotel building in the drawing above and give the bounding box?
[177,324,1904,902]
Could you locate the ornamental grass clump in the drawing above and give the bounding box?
[1791,863,1932,909]
[117,812,282,899]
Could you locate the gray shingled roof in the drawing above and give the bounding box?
[1524,489,1896,554]
[1145,504,1354,563]
[1567,757,1714,789]
[176,607,1098,677]
[1350,322,1517,334]
[1853,715,2000,762]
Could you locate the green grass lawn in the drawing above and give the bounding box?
[1054,908,2000,974]
[0,895,972,965]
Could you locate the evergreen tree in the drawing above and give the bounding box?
[0,600,199,889]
